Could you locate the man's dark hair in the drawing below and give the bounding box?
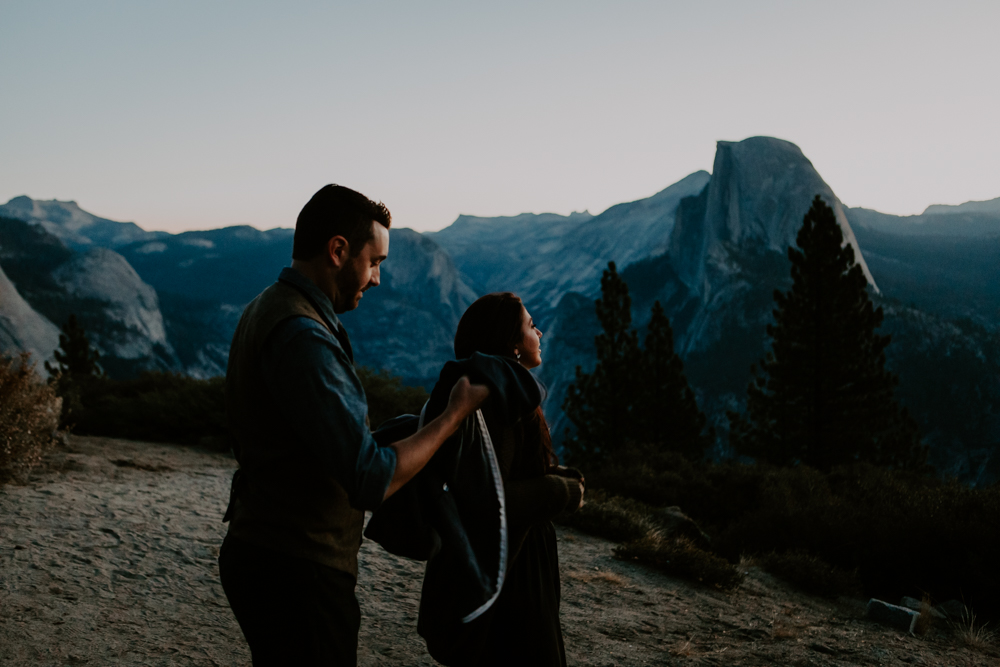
[292,184,392,260]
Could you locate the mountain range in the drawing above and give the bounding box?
[2,137,998,483]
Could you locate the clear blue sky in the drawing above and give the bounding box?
[2,1,998,233]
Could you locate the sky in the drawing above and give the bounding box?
[1,1,998,234]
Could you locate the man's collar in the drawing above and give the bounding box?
[277,266,344,334]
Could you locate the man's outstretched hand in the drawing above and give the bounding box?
[385,376,490,499]
[446,376,490,420]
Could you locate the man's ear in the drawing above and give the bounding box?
[326,235,350,268]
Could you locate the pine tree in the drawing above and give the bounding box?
[634,300,711,460]
[563,262,640,461]
[45,315,103,425]
[46,315,102,380]
[564,263,711,463]
[730,195,925,471]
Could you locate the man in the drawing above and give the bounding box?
[219,184,488,665]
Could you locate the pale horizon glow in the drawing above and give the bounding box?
[2,1,998,234]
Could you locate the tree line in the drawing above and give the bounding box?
[563,195,926,472]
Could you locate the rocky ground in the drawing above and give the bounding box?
[1,435,996,666]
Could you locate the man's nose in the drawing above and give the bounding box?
[370,265,380,287]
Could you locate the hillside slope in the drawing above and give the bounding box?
[2,435,995,667]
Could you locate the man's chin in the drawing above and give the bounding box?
[332,289,366,314]
[333,295,363,314]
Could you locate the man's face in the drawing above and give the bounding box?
[333,221,389,313]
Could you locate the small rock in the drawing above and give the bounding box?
[935,599,969,620]
[867,598,920,634]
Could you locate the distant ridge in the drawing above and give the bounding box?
[0,196,165,249]
[923,196,1000,216]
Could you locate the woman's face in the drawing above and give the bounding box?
[515,306,543,369]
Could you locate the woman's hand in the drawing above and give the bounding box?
[548,465,585,488]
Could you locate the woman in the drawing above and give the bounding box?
[453,292,585,667]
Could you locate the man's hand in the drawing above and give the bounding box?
[384,376,489,500]
[577,480,585,510]
[445,376,490,421]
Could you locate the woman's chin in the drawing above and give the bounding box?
[521,357,542,370]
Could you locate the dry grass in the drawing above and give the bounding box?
[770,604,802,639]
[951,611,995,650]
[913,595,934,636]
[0,352,60,483]
[771,619,800,639]
[670,638,695,657]
[565,569,628,586]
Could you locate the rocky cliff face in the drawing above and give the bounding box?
[51,248,173,364]
[112,224,477,384]
[339,228,478,385]
[430,171,710,318]
[669,137,874,296]
[0,216,178,377]
[115,226,296,377]
[0,263,60,367]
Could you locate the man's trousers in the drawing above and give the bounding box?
[219,534,361,666]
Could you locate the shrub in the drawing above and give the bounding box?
[557,490,743,590]
[0,353,60,482]
[616,534,744,591]
[583,442,706,507]
[566,444,1000,614]
[758,549,861,598]
[558,490,661,543]
[66,365,427,447]
[356,367,429,429]
[73,372,228,446]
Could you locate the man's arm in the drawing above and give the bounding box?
[261,318,488,507]
[261,320,398,509]
[384,376,489,499]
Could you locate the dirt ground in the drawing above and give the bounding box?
[1,435,996,666]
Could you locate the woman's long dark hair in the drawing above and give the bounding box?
[454,293,557,470]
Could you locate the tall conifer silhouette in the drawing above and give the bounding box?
[565,263,709,462]
[563,262,639,461]
[634,300,710,460]
[730,196,925,470]
[45,314,103,424]
[46,315,102,381]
